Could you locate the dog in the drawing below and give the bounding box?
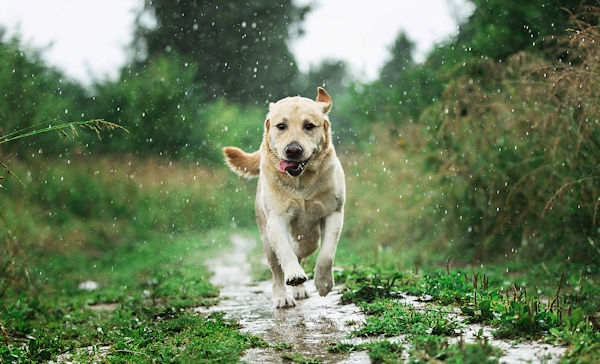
[223,87,345,308]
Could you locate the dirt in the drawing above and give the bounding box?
[197,234,568,363]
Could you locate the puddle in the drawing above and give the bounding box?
[198,234,568,363]
[196,234,370,363]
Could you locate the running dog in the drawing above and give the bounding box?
[223,88,345,308]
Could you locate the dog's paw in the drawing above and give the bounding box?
[314,264,334,297]
[274,295,296,309]
[285,270,307,286]
[292,284,310,300]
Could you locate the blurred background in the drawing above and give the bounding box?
[0,0,599,334]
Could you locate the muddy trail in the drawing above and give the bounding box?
[197,235,567,363]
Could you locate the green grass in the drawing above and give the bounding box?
[333,265,600,363]
[0,227,266,362]
[281,351,322,363]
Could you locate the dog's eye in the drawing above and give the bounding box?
[276,123,287,131]
[304,123,316,131]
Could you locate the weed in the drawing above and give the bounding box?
[326,341,361,353]
[410,336,502,364]
[273,341,294,351]
[368,340,405,363]
[281,351,322,363]
[354,300,460,338]
[339,266,600,362]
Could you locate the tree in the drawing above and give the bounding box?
[0,29,87,155]
[134,0,310,104]
[296,59,350,98]
[379,32,415,86]
[448,0,582,61]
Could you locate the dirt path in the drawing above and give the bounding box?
[196,234,369,363]
[196,235,567,363]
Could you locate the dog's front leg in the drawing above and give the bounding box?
[314,210,343,296]
[266,215,307,286]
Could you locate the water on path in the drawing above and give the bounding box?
[195,234,369,363]
[196,234,567,363]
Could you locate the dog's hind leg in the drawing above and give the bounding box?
[263,237,295,308]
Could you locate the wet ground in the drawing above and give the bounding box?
[197,234,567,363]
[195,234,370,363]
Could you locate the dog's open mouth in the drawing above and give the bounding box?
[278,158,310,177]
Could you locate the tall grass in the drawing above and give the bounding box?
[0,157,256,298]
[419,5,600,261]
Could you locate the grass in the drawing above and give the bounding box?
[0,155,263,362]
[332,264,600,362]
[281,351,322,363]
[0,229,268,362]
[0,7,598,364]
[1,153,598,362]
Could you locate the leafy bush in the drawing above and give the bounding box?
[86,54,265,162]
[0,31,86,155]
[421,8,600,260]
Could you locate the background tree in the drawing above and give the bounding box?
[295,59,350,99]
[379,32,414,87]
[134,0,310,104]
[453,0,582,60]
[0,28,86,155]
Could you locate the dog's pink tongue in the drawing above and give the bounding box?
[278,160,299,172]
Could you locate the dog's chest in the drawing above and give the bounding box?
[287,191,339,222]
[293,198,326,219]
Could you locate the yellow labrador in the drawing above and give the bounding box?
[223,88,345,308]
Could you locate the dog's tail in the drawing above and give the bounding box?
[223,147,260,178]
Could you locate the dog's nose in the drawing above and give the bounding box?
[284,143,304,159]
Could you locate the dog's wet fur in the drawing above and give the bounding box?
[223,88,345,308]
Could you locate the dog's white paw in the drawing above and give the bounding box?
[274,295,296,309]
[314,264,334,297]
[292,284,310,300]
[285,268,307,286]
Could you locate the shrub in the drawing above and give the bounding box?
[421,6,600,261]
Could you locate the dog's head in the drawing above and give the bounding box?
[264,88,332,177]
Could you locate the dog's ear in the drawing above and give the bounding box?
[264,118,270,132]
[316,87,332,114]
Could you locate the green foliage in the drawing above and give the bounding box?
[281,351,322,363]
[380,32,415,87]
[334,5,600,264]
[367,340,404,363]
[421,10,600,260]
[354,300,460,337]
[86,55,265,161]
[452,0,580,60]
[0,31,87,154]
[296,59,351,99]
[337,266,600,362]
[409,336,501,364]
[87,55,205,158]
[0,158,256,298]
[134,0,309,103]
[0,226,263,362]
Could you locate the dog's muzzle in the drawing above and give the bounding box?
[278,158,310,177]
